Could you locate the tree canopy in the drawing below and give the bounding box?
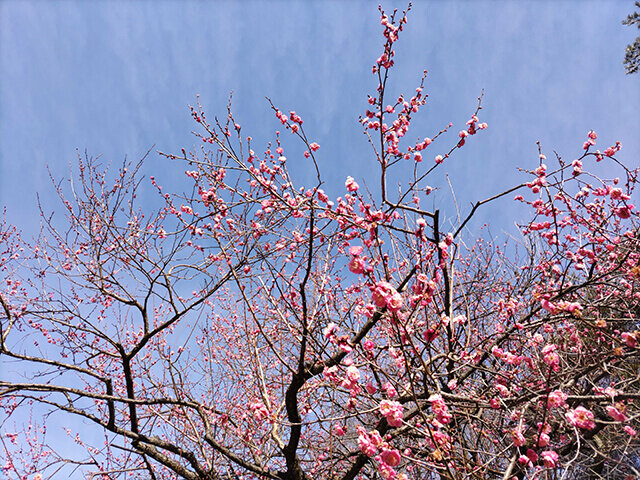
[1,5,639,480]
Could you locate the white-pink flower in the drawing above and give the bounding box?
[511,429,526,447]
[541,450,559,468]
[349,256,366,274]
[387,292,403,311]
[357,427,382,456]
[566,406,595,430]
[379,399,403,427]
[345,365,360,383]
[537,432,550,447]
[547,390,567,409]
[372,281,403,311]
[345,176,359,192]
[428,393,452,424]
[606,405,627,422]
[541,344,560,371]
[380,448,401,467]
[323,322,338,339]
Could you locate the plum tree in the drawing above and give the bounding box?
[1,5,638,480]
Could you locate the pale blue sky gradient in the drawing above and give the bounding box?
[1,0,638,235]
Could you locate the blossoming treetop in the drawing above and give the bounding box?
[1,5,638,480]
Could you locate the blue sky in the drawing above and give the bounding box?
[1,0,638,237]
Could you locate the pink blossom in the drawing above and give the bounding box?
[338,337,353,352]
[349,256,366,274]
[624,425,637,436]
[387,292,403,311]
[358,434,377,456]
[561,301,582,314]
[316,189,328,202]
[379,399,403,427]
[377,462,397,480]
[614,206,632,219]
[372,282,391,308]
[621,331,638,348]
[538,432,550,447]
[334,424,346,436]
[289,111,302,124]
[323,322,338,339]
[541,344,560,370]
[435,155,444,164]
[323,365,340,382]
[606,405,627,422]
[492,346,504,359]
[249,401,269,420]
[518,455,532,466]
[357,427,382,456]
[547,390,567,409]
[428,393,452,424]
[380,448,401,467]
[495,384,509,397]
[309,142,320,151]
[540,298,557,313]
[565,406,596,430]
[511,429,526,447]
[345,176,360,192]
[541,450,559,468]
[383,382,398,399]
[372,281,403,311]
[609,187,626,200]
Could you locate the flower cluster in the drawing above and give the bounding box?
[547,390,567,409]
[372,281,403,311]
[428,393,452,424]
[348,245,369,275]
[379,399,404,427]
[357,426,405,479]
[565,406,596,430]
